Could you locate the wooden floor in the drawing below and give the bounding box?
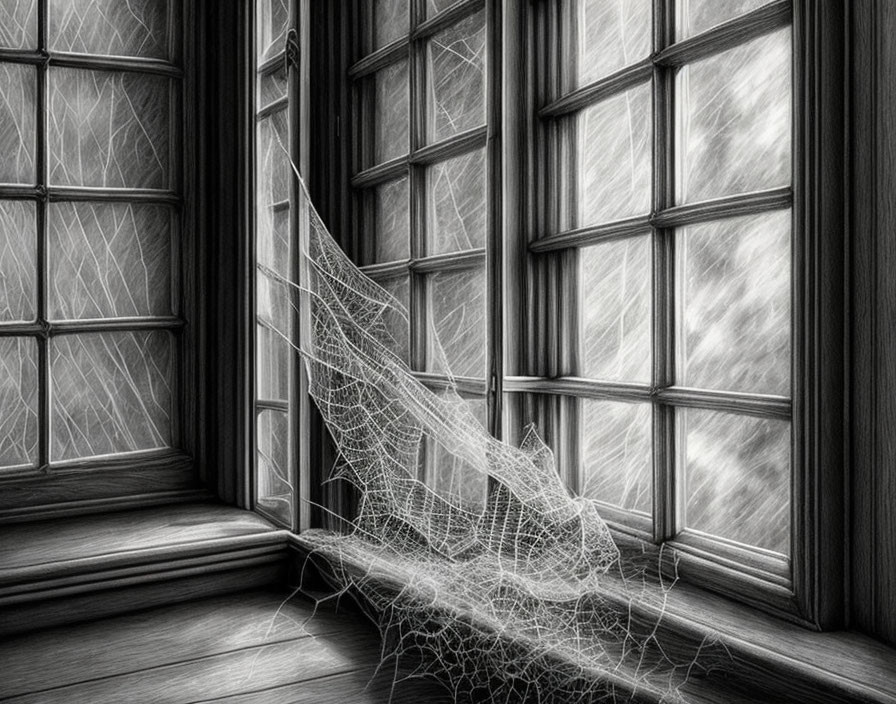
[0,588,454,703]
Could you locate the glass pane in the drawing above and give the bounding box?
[48,202,173,320]
[581,400,651,513]
[676,210,791,395]
[0,0,37,49]
[681,408,790,554]
[0,337,38,469]
[676,0,773,39]
[371,0,407,50]
[427,267,486,378]
[426,10,486,143]
[581,237,651,382]
[0,63,36,185]
[257,0,289,62]
[425,397,487,508]
[257,109,290,205]
[426,0,457,17]
[577,83,651,226]
[676,28,791,203]
[48,69,171,189]
[379,275,409,363]
[428,149,486,255]
[258,65,287,109]
[373,176,409,263]
[372,60,409,166]
[49,0,170,59]
[0,201,36,323]
[51,331,174,461]
[257,324,290,401]
[257,409,293,526]
[576,0,651,87]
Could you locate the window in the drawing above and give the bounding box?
[533,1,796,588]
[350,0,493,499]
[326,0,844,625]
[0,0,196,511]
[253,0,297,529]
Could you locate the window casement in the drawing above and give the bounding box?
[515,0,845,625]
[347,0,497,498]
[0,0,200,515]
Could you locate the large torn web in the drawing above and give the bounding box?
[262,175,712,703]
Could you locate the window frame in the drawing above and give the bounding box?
[0,0,204,518]
[511,0,845,627]
[346,0,501,439]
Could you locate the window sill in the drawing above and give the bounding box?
[0,502,290,636]
[290,529,896,704]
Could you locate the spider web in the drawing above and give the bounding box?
[261,172,713,703]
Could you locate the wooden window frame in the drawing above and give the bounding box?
[346,0,502,444]
[510,0,845,627]
[0,0,204,520]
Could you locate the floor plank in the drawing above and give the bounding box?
[191,667,455,704]
[0,589,363,698]
[0,588,452,704]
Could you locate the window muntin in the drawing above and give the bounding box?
[0,0,183,474]
[352,0,490,499]
[538,1,794,571]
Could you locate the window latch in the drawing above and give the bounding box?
[285,28,299,72]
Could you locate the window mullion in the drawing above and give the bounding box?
[36,0,49,474]
[408,9,425,374]
[652,0,675,544]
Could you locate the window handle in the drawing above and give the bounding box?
[285,28,299,72]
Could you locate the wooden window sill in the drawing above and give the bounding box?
[0,503,290,636]
[290,529,896,704]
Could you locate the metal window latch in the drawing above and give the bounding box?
[285,28,299,72]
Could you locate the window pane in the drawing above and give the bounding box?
[257,324,290,401]
[0,201,36,323]
[676,0,773,39]
[676,28,791,203]
[575,0,651,87]
[426,267,486,378]
[371,0,407,50]
[426,10,486,143]
[581,237,651,382]
[257,0,289,61]
[257,409,293,526]
[0,0,37,49]
[0,337,38,469]
[48,202,173,320]
[371,60,409,166]
[0,63,36,185]
[425,397,487,508]
[51,331,174,461]
[258,65,287,110]
[577,83,651,227]
[581,400,651,513]
[680,408,790,554]
[426,0,457,17]
[257,109,290,205]
[49,0,170,59]
[373,176,409,263]
[676,210,791,395]
[48,69,171,189]
[380,275,410,364]
[428,149,486,255]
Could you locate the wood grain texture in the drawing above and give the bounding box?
[850,0,896,646]
[0,503,278,572]
[293,531,896,704]
[0,588,452,704]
